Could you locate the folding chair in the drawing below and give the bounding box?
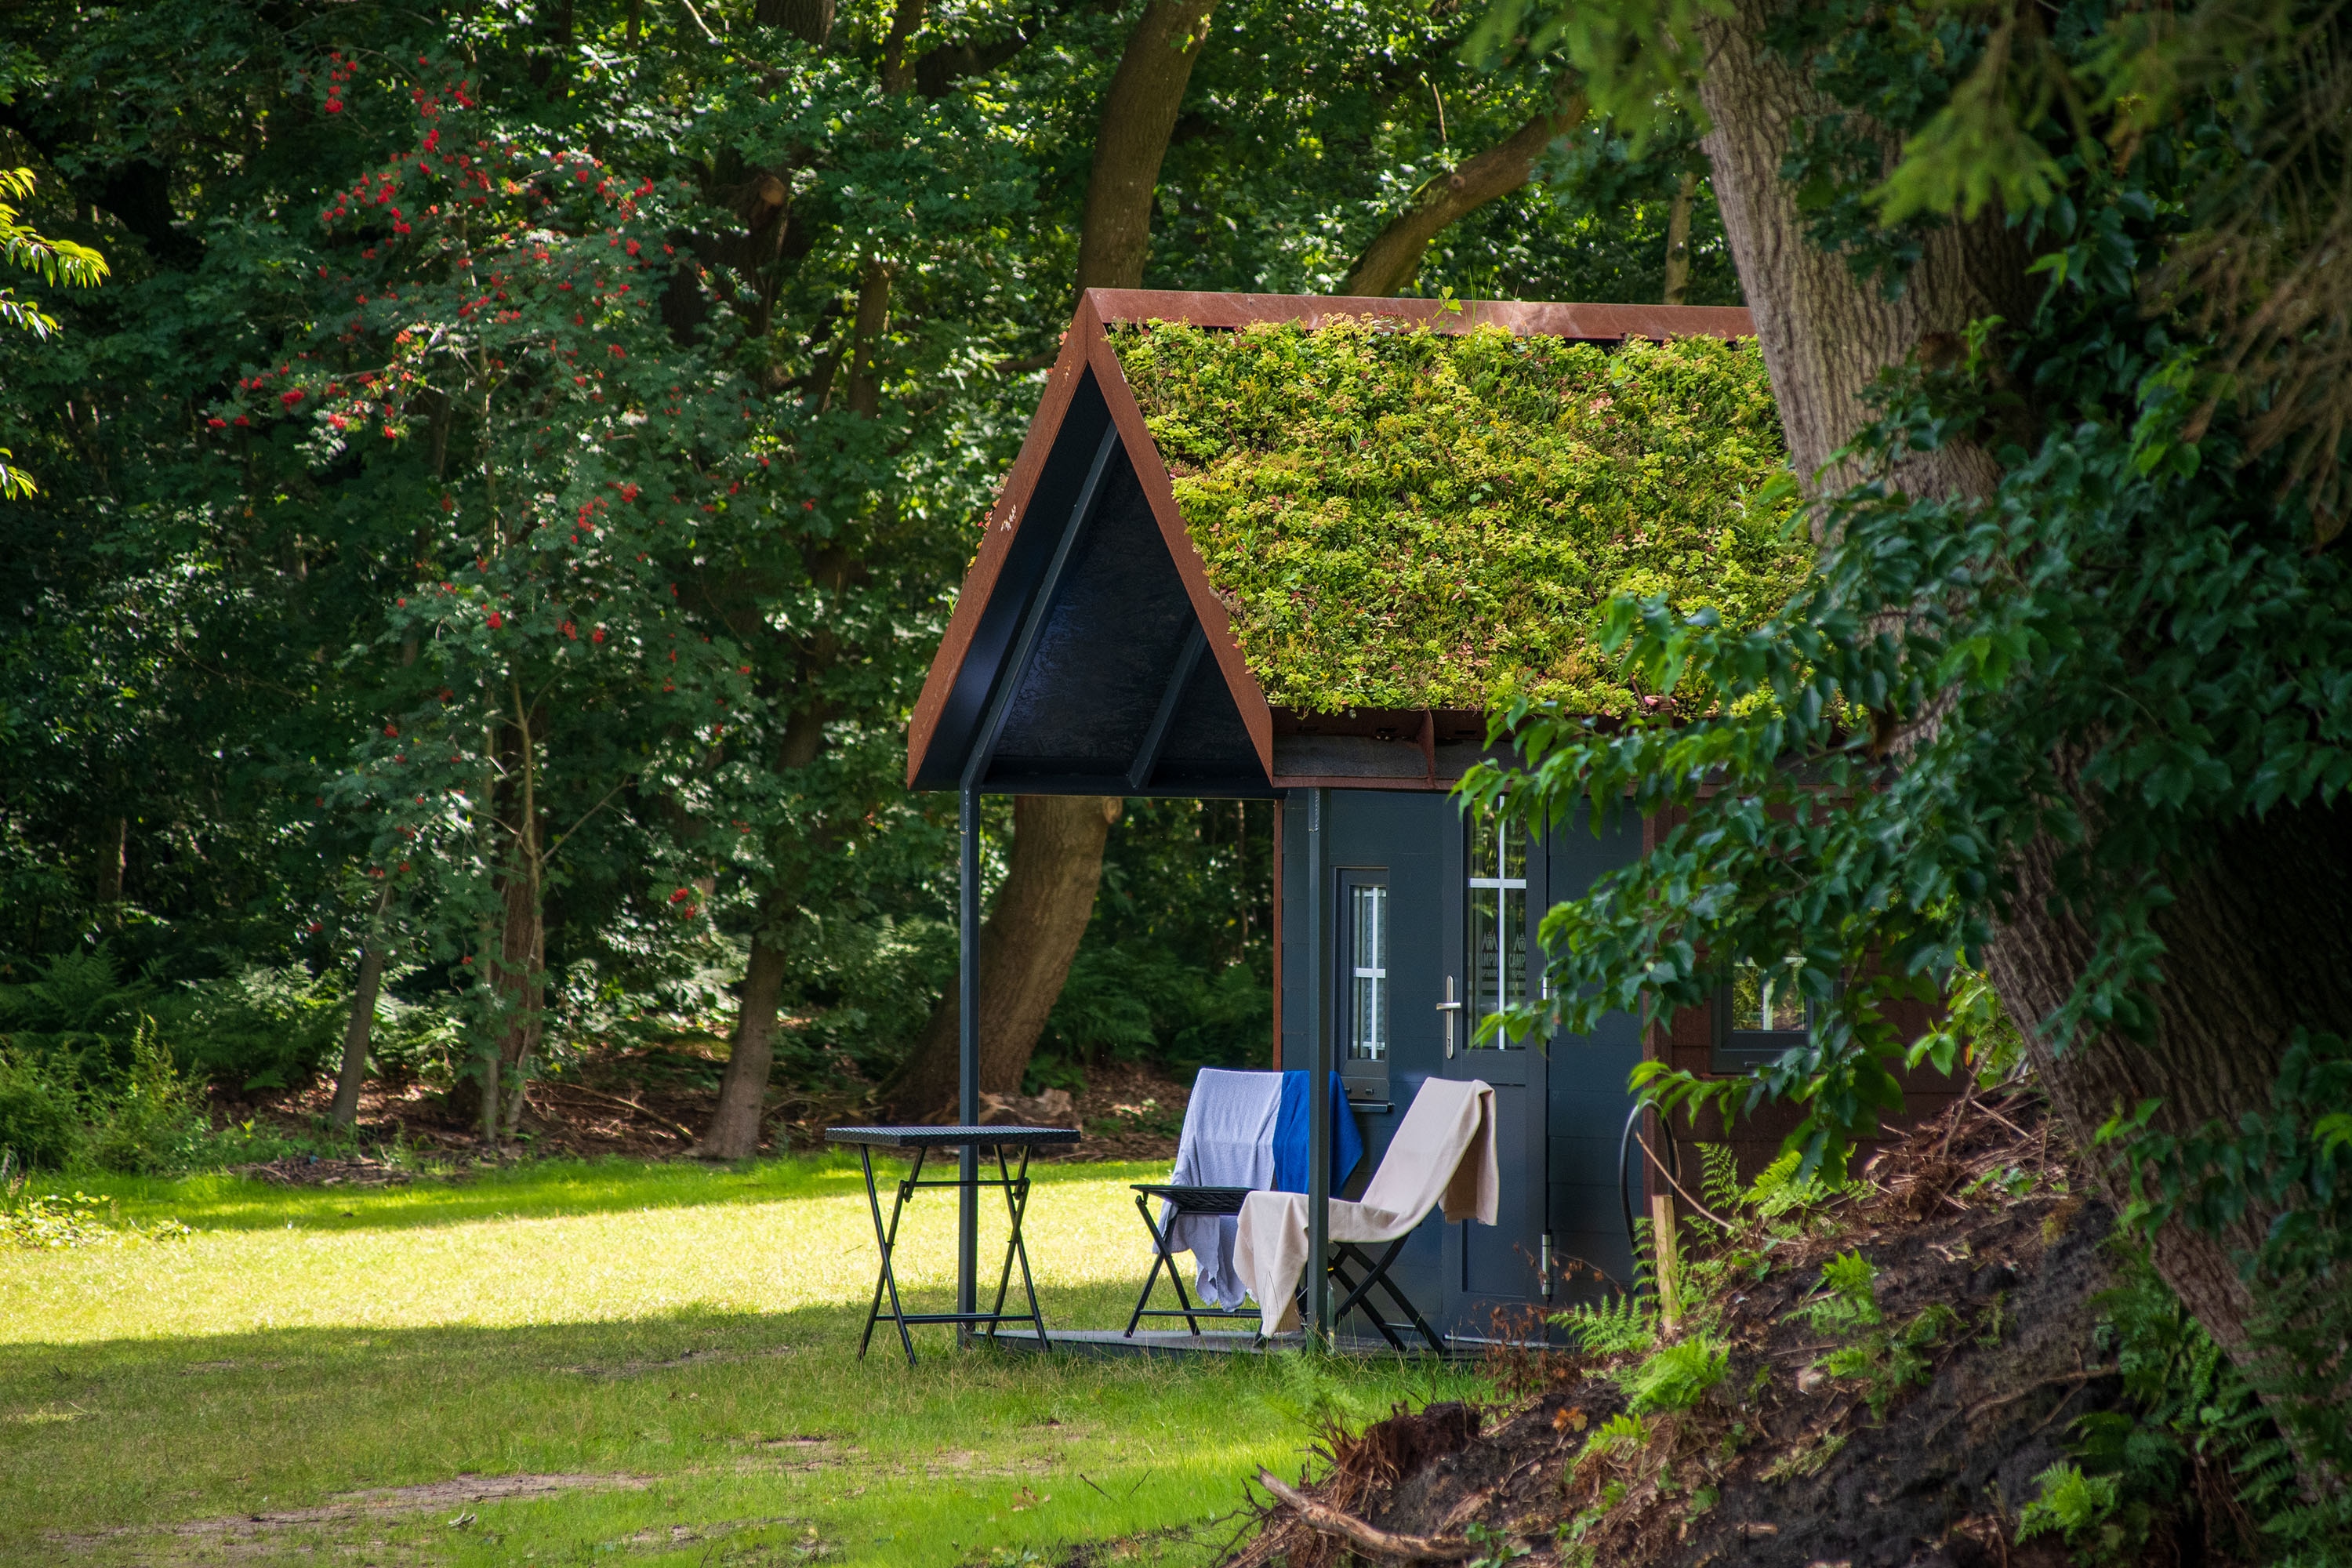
[1124,1184,1261,1335]
[1233,1077,1498,1353]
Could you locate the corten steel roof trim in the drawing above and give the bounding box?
[906,289,1762,792]
[1083,288,1755,341]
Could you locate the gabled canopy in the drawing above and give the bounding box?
[906,290,1768,797]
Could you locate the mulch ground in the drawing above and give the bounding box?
[1226,1093,2256,1568]
[228,1050,1196,1171]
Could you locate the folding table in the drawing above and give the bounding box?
[826,1124,1082,1366]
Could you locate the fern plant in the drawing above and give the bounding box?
[1554,1292,1657,1357]
[1619,1335,1730,1414]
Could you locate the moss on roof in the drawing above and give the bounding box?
[1112,318,1808,717]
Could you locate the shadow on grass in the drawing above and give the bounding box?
[0,1298,1478,1566]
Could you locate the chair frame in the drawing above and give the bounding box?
[1326,1236,1446,1353]
[1124,1183,1263,1336]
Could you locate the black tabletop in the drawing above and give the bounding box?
[1132,1183,1254,1214]
[824,1124,1083,1149]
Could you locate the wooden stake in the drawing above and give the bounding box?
[1651,1192,1681,1333]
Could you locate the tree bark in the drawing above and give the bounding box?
[1662,169,1696,306]
[1695,0,2028,501]
[1695,0,2347,1463]
[882,794,1123,1119]
[1983,800,2352,1379]
[95,815,125,906]
[488,696,546,1143]
[331,886,394,1128]
[1338,102,1585,299]
[696,903,794,1159]
[1074,0,1220,292]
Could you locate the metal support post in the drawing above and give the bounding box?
[1305,787,1330,1343]
[957,786,980,1343]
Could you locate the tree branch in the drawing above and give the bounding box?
[1338,97,1586,298]
[1253,1469,1479,1563]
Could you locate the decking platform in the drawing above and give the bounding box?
[988,1327,1479,1361]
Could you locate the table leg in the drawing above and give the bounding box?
[857,1145,923,1367]
[991,1142,1049,1348]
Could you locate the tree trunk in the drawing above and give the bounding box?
[883,794,1123,1120]
[696,900,794,1159]
[488,697,546,1143]
[1983,799,2352,1379]
[1661,169,1696,306]
[331,887,394,1128]
[1074,0,1220,293]
[1696,0,2028,500]
[880,0,1215,1120]
[1697,0,2346,1461]
[95,815,126,907]
[1338,102,1585,299]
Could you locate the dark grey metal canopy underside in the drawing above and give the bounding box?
[909,371,1272,800]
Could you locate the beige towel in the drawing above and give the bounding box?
[1232,1078,1498,1335]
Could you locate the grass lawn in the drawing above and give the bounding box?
[1,1156,1479,1566]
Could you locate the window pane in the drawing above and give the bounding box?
[1348,883,1388,1062]
[1466,808,1527,1049]
[1731,957,1806,1035]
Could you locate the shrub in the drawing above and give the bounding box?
[0,1051,82,1170]
[82,1021,208,1174]
[171,965,347,1093]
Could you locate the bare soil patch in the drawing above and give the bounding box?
[230,1048,1203,1167]
[51,1472,651,1554]
[1231,1095,2237,1568]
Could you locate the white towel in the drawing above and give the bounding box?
[1232,1077,1499,1335]
[1162,1068,1281,1308]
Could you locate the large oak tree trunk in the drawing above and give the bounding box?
[1696,0,2345,1439]
[881,1,1217,1120]
[883,794,1123,1119]
[1696,0,2027,501]
[1983,800,2352,1373]
[1074,0,1219,295]
[1338,103,1584,299]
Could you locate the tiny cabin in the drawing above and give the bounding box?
[907,289,1956,1344]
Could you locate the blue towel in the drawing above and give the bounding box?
[1271,1070,1363,1195]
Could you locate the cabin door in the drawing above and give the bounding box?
[1439,806,1550,1339]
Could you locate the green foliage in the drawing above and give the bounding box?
[1905,967,2027,1087]
[1553,1290,1657,1356]
[1116,318,1805,715]
[82,1020,208,1175]
[1617,1334,1728,1414]
[2109,1035,2352,1560]
[174,967,349,1094]
[1788,1248,1964,1417]
[1465,1519,1534,1566]
[2,1185,112,1249]
[0,1051,81,1170]
[1795,1250,1882,1335]
[2016,1464,2131,1562]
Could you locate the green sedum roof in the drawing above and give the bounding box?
[1112,318,1808,717]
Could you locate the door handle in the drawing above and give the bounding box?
[1434,1001,1464,1011]
[1439,977,1458,1057]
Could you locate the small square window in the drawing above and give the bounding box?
[1713,956,1815,1073]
